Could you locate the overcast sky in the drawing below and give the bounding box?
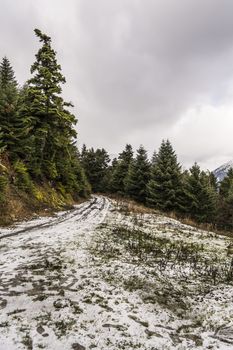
[1,0,233,170]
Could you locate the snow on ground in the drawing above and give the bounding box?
[0,196,233,350]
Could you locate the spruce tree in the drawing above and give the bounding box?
[108,157,118,193]
[0,57,17,88]
[125,145,150,203]
[81,147,110,193]
[110,144,133,195]
[199,171,218,223]
[23,29,77,179]
[147,140,182,211]
[183,163,217,223]
[0,57,27,157]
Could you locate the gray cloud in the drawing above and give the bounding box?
[1,0,233,169]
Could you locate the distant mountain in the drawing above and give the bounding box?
[213,160,233,182]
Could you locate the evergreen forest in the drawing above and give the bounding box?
[80,141,233,231]
[0,29,232,231]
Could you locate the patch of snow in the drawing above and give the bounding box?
[0,196,232,349]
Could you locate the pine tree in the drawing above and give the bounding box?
[110,144,133,195]
[23,29,77,179]
[0,57,23,156]
[125,145,150,203]
[183,163,217,223]
[146,140,182,211]
[81,147,110,193]
[0,58,32,160]
[199,171,218,223]
[0,57,17,88]
[107,157,118,193]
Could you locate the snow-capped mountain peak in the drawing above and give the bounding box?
[213,159,233,182]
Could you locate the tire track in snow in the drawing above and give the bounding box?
[0,195,108,241]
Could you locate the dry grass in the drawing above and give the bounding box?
[171,213,233,238]
[108,194,233,239]
[108,194,157,215]
[0,188,30,225]
[0,183,88,227]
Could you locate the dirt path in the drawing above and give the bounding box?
[0,196,111,350]
[0,196,232,350]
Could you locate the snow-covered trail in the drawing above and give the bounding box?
[0,196,110,297]
[0,196,111,350]
[0,195,233,350]
[0,195,109,240]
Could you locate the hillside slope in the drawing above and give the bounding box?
[0,196,232,349]
[0,154,89,226]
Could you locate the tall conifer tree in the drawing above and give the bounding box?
[147,140,182,211]
[125,145,150,203]
[0,57,17,88]
[81,147,110,193]
[22,29,77,178]
[183,163,217,223]
[110,144,133,194]
[0,57,30,158]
